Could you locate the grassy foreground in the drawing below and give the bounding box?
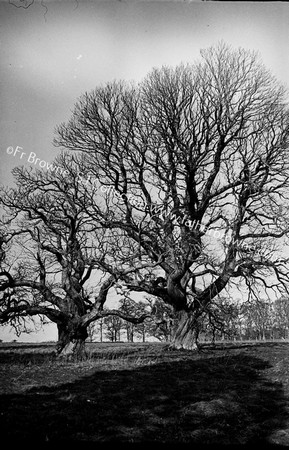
[0,341,289,446]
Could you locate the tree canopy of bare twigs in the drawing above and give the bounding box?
[0,155,150,358]
[1,42,289,353]
[53,43,289,349]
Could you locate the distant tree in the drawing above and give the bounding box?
[147,298,175,342]
[87,318,104,342]
[240,300,274,340]
[54,42,289,350]
[273,296,289,339]
[104,315,122,342]
[199,296,240,343]
[118,297,135,342]
[134,300,152,342]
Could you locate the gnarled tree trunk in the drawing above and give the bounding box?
[55,322,88,360]
[170,310,200,350]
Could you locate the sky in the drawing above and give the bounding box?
[1,0,289,341]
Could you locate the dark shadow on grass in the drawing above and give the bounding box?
[0,352,288,445]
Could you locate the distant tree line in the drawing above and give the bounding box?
[88,298,174,343]
[88,295,289,344]
[198,296,289,342]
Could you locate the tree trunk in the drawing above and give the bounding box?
[55,322,88,360]
[170,310,199,350]
[262,329,266,340]
[100,319,103,343]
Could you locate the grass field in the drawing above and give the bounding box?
[0,341,289,445]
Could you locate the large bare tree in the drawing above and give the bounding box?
[53,43,289,350]
[0,155,149,358]
[2,43,289,353]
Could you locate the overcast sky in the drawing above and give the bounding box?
[1,0,289,341]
